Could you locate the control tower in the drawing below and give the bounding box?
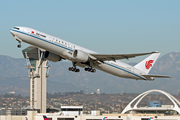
[22,46,51,113]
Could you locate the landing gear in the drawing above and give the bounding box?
[84,67,96,73]
[68,67,80,72]
[68,62,80,72]
[68,62,96,73]
[17,40,21,48]
[17,44,21,48]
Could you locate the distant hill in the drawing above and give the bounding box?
[0,52,179,96]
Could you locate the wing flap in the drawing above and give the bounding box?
[90,51,158,61]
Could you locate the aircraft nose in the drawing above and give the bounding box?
[10,29,15,36]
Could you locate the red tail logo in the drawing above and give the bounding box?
[145,60,154,70]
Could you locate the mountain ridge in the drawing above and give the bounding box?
[0,52,179,95]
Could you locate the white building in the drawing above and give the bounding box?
[60,106,83,116]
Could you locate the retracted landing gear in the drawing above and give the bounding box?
[84,67,96,73]
[68,62,80,72]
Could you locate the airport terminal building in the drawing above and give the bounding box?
[1,89,180,120]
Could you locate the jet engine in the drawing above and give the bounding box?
[45,51,61,62]
[73,50,89,62]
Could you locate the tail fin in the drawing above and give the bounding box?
[43,116,49,120]
[102,117,108,120]
[134,52,160,74]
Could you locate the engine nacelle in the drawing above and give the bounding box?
[73,50,89,62]
[45,51,61,62]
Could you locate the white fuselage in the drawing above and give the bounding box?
[10,27,147,80]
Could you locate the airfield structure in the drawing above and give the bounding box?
[121,89,180,114]
[22,46,51,113]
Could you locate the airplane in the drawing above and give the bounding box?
[10,26,170,81]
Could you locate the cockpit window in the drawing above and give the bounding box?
[14,27,19,30]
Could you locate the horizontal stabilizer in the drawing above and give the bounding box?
[142,74,171,78]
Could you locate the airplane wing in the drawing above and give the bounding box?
[142,74,171,78]
[89,51,159,61]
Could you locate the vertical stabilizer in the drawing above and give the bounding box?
[43,116,49,120]
[134,52,160,74]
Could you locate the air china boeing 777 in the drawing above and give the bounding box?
[10,26,170,81]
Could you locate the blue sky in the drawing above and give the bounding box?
[1,0,180,62]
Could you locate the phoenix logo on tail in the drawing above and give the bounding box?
[145,60,154,70]
[43,116,49,120]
